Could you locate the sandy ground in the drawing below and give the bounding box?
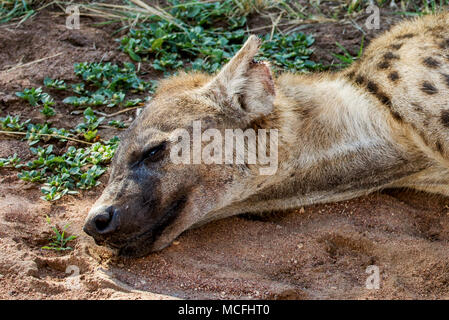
[1,6,449,300]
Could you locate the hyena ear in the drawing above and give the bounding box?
[203,35,275,123]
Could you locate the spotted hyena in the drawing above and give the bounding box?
[84,12,449,257]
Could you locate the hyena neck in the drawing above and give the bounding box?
[230,73,427,214]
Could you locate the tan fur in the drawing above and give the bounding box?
[84,13,449,256]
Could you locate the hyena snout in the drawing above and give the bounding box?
[83,205,121,240]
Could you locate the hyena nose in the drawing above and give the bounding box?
[84,205,119,237]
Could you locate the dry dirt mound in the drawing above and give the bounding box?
[1,10,449,300]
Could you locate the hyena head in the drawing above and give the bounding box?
[83,36,277,257]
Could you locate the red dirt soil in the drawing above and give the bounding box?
[1,8,449,300]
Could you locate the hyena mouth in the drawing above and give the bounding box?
[116,195,188,257]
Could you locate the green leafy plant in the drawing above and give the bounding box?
[44,77,67,90]
[74,107,105,142]
[25,122,71,145]
[123,98,143,107]
[0,115,29,131]
[40,103,56,117]
[17,137,119,201]
[15,87,44,107]
[1,115,71,145]
[41,215,78,251]
[394,0,449,16]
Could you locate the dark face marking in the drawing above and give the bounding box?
[422,57,441,68]
[441,73,449,88]
[421,81,438,95]
[388,71,400,82]
[440,110,449,128]
[396,33,415,39]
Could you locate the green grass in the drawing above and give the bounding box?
[0,116,72,145]
[41,215,78,251]
[108,119,126,128]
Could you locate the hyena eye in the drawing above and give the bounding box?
[141,142,166,163]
